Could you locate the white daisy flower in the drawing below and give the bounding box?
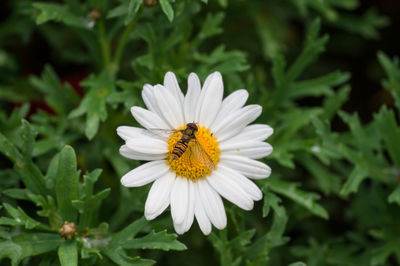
[117,72,273,235]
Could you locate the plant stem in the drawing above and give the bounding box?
[113,11,142,70]
[98,19,111,68]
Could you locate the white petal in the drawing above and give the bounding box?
[173,180,195,234]
[131,106,170,130]
[126,138,168,154]
[227,124,274,143]
[170,177,189,225]
[194,182,212,235]
[121,160,168,187]
[213,105,262,142]
[184,181,195,232]
[217,165,263,200]
[173,220,186,235]
[184,73,201,123]
[196,179,226,230]
[142,84,162,116]
[220,141,273,159]
[145,172,175,220]
[117,126,145,141]
[220,154,271,179]
[207,170,254,210]
[210,90,248,131]
[120,145,165,161]
[153,85,185,128]
[164,72,185,107]
[196,72,223,128]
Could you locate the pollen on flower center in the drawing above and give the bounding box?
[166,125,220,181]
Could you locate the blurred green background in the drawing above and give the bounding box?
[1,0,400,265]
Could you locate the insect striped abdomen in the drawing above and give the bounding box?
[172,140,188,160]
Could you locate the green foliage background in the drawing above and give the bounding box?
[0,0,400,265]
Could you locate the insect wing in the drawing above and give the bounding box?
[191,139,215,170]
[145,128,181,140]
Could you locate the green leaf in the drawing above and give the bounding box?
[29,65,79,115]
[374,106,400,167]
[28,193,62,229]
[2,121,48,196]
[123,230,187,251]
[0,132,22,163]
[159,0,174,22]
[321,85,351,120]
[71,169,109,230]
[0,233,63,265]
[289,262,307,266]
[298,154,342,195]
[230,229,256,250]
[107,3,129,19]
[58,241,78,266]
[69,72,115,140]
[286,18,329,82]
[112,216,148,244]
[377,51,400,111]
[388,186,400,206]
[0,203,51,230]
[33,3,88,29]
[125,0,142,24]
[339,166,368,197]
[56,145,79,222]
[198,13,224,41]
[104,252,155,266]
[195,45,249,74]
[286,71,350,99]
[246,191,289,264]
[263,191,285,218]
[267,179,329,219]
[335,9,389,39]
[2,188,30,200]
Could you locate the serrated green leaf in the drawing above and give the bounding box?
[288,262,307,266]
[2,188,30,200]
[339,166,368,197]
[262,191,285,219]
[230,229,256,249]
[246,192,289,264]
[388,186,400,205]
[267,179,329,219]
[33,3,88,28]
[28,193,62,229]
[70,169,107,230]
[58,240,77,266]
[286,71,350,99]
[286,18,329,82]
[1,121,48,196]
[29,65,79,115]
[125,0,142,24]
[336,9,389,39]
[374,107,400,167]
[321,85,351,120]
[112,217,148,244]
[56,145,79,222]
[123,230,187,251]
[103,251,155,266]
[0,233,62,265]
[107,3,128,19]
[159,0,174,22]
[198,13,224,41]
[68,73,114,140]
[1,203,45,230]
[377,51,400,111]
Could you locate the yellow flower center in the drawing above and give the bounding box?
[166,125,220,181]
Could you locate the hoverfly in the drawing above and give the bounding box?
[148,123,215,170]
